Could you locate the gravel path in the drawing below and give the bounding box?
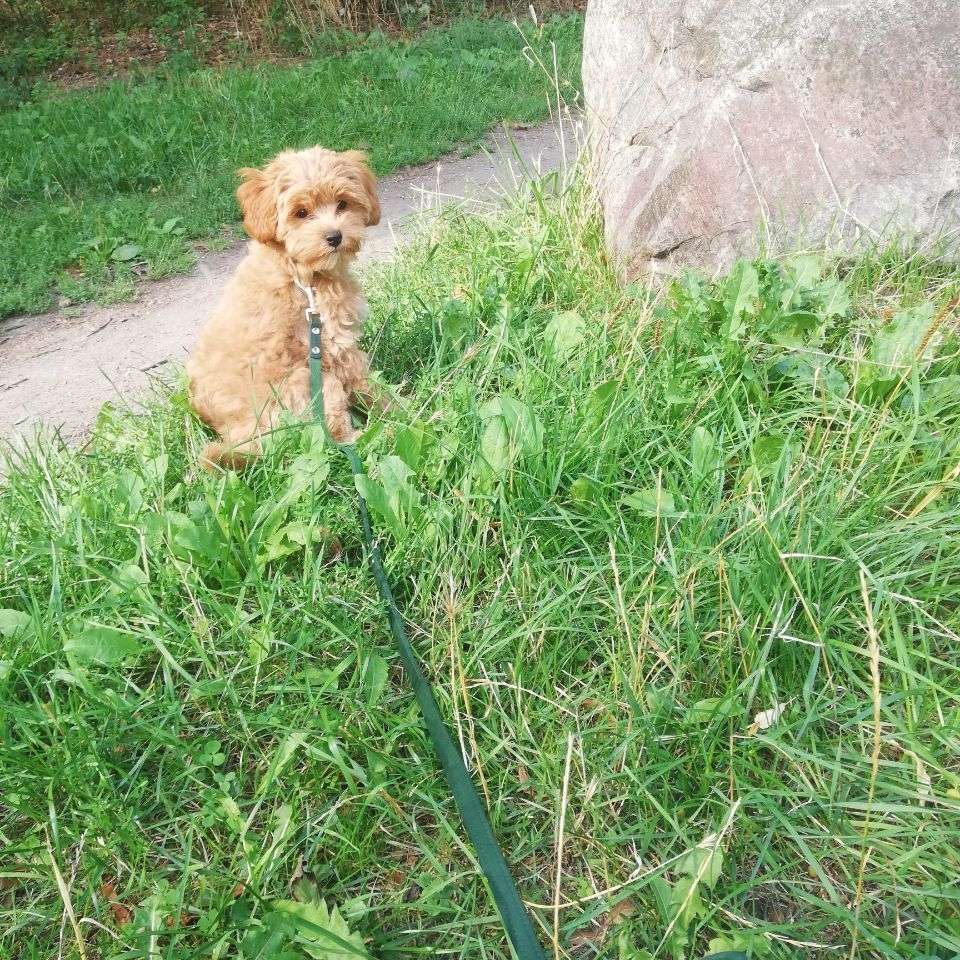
[0,118,574,445]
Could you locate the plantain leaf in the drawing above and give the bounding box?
[111,243,143,262]
[691,426,718,483]
[622,486,679,517]
[721,261,759,338]
[64,626,141,664]
[0,609,31,638]
[544,310,585,361]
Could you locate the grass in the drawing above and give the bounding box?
[1,0,554,74]
[3,165,960,959]
[0,13,582,318]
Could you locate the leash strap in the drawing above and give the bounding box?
[304,300,546,960]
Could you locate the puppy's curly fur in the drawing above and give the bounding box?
[187,146,382,468]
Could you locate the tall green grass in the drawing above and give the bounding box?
[2,171,960,958]
[0,14,582,317]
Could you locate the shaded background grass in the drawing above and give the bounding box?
[3,172,960,957]
[0,0,581,108]
[0,13,582,317]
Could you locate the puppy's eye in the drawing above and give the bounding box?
[294,207,309,219]
[336,199,348,214]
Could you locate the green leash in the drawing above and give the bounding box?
[300,287,546,960]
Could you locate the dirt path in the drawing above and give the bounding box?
[0,118,574,445]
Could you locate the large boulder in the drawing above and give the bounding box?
[582,0,960,276]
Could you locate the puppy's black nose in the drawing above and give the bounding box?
[326,230,343,249]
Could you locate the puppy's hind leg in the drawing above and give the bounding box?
[200,424,262,471]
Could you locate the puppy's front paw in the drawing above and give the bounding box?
[359,374,396,415]
[328,421,360,445]
[367,391,394,416]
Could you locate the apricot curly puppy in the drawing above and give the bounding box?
[187,146,383,469]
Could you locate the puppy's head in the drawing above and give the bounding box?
[236,147,380,272]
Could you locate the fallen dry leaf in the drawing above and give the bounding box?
[906,749,932,806]
[232,881,246,898]
[165,911,198,928]
[99,880,133,926]
[608,897,635,924]
[570,923,604,949]
[747,701,788,736]
[569,897,635,950]
[287,854,305,892]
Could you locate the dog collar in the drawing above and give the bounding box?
[292,275,318,313]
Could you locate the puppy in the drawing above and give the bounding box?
[187,146,382,468]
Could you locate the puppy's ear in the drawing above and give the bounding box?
[236,166,278,243]
[341,150,380,226]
